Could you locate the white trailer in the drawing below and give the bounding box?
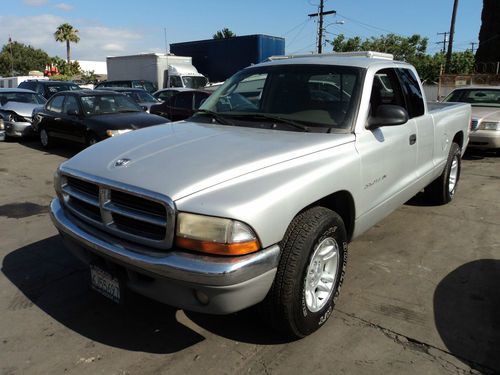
[106,53,208,90]
[0,76,48,89]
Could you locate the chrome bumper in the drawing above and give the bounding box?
[50,198,280,313]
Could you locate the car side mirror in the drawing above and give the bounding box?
[367,104,409,129]
[67,109,80,116]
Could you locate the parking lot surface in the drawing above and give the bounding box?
[1,140,499,375]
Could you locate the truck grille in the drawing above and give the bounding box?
[61,172,175,249]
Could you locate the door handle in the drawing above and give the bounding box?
[409,134,417,145]
[54,117,61,121]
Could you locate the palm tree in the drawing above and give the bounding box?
[213,28,236,39]
[54,23,80,64]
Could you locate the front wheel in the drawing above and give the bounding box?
[425,142,461,204]
[262,206,348,338]
[86,133,99,147]
[39,128,52,149]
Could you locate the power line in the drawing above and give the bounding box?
[335,12,395,35]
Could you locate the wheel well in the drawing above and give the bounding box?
[302,191,355,241]
[453,131,464,150]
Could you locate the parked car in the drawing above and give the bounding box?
[443,86,500,152]
[0,88,46,139]
[152,88,194,102]
[18,80,82,100]
[150,89,210,121]
[49,52,471,338]
[94,80,157,94]
[32,90,168,148]
[98,87,160,112]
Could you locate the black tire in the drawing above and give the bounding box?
[425,142,461,205]
[262,206,348,338]
[39,127,52,149]
[86,133,99,147]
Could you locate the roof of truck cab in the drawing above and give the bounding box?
[254,55,412,70]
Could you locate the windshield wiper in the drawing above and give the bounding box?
[195,109,232,125]
[228,113,310,132]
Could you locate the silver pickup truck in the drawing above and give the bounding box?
[50,52,471,338]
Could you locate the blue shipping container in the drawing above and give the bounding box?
[170,34,285,82]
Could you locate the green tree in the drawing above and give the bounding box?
[0,41,50,76]
[213,28,236,39]
[54,23,80,64]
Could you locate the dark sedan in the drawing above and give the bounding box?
[150,90,211,122]
[32,90,169,148]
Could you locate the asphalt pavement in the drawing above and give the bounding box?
[0,139,499,375]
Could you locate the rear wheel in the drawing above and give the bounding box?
[262,206,348,338]
[426,142,461,204]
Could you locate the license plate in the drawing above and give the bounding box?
[90,264,121,303]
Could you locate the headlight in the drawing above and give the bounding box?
[480,121,500,131]
[175,212,260,256]
[0,119,4,130]
[106,129,132,137]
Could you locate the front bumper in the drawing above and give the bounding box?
[4,121,35,138]
[468,130,500,149]
[0,130,4,141]
[50,198,280,314]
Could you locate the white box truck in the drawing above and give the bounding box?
[106,53,208,90]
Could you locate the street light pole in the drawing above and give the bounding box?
[445,0,459,73]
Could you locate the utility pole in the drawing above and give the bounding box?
[470,42,476,54]
[436,32,449,54]
[164,27,168,55]
[445,0,459,73]
[308,0,336,54]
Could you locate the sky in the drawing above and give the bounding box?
[0,0,483,61]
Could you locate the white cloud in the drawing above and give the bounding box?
[54,3,74,11]
[23,0,48,6]
[0,14,150,61]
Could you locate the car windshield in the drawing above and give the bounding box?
[46,83,81,95]
[444,89,500,108]
[198,64,362,130]
[0,92,46,105]
[182,76,208,89]
[124,90,159,103]
[80,94,142,115]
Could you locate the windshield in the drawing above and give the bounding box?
[124,90,159,103]
[80,94,142,115]
[0,92,46,105]
[198,64,361,130]
[444,89,500,108]
[182,76,208,89]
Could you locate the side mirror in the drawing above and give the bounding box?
[67,109,80,116]
[367,104,408,129]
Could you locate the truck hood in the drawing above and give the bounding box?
[62,121,354,201]
[0,102,43,118]
[471,107,500,122]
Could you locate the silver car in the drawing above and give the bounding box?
[0,88,46,139]
[444,86,500,151]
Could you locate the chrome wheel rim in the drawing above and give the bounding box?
[304,237,340,313]
[40,129,48,146]
[448,155,459,195]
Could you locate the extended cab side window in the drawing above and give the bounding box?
[174,92,194,109]
[370,69,407,117]
[397,69,425,118]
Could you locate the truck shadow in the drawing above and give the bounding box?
[2,236,204,354]
[434,259,500,373]
[2,236,292,353]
